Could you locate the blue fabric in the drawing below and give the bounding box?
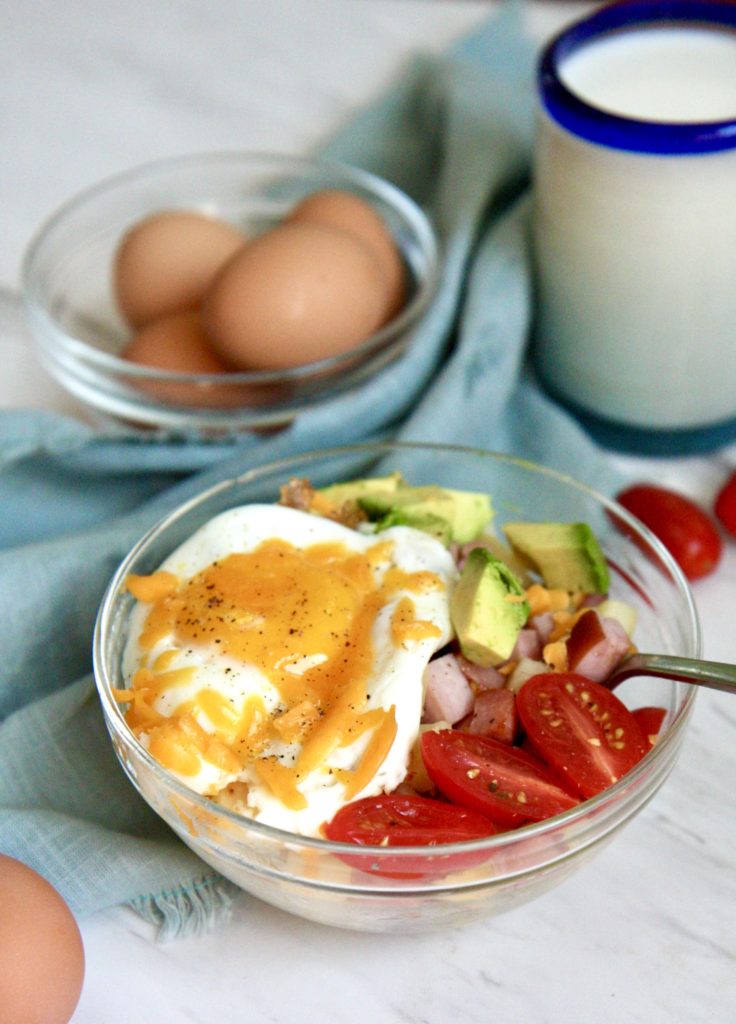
[0,5,617,937]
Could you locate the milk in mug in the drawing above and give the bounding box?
[533,1,736,452]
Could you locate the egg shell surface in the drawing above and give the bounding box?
[202,221,389,370]
[120,310,256,409]
[288,189,406,320]
[114,209,247,329]
[0,855,85,1024]
[121,504,457,837]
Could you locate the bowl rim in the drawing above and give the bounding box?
[93,441,700,864]
[21,149,440,387]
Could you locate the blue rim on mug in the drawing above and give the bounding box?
[539,0,736,154]
[539,382,736,457]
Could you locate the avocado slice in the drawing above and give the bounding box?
[358,484,448,516]
[450,548,530,667]
[444,488,494,544]
[373,508,452,546]
[319,471,404,507]
[359,485,492,545]
[503,521,610,594]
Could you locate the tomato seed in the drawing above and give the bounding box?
[587,737,601,746]
[466,768,480,779]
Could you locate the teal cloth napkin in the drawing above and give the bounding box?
[0,5,618,938]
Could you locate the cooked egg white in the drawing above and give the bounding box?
[121,504,457,837]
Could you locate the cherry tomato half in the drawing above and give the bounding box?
[714,472,736,539]
[632,706,667,747]
[517,673,648,800]
[420,730,579,826]
[324,793,496,879]
[615,483,722,581]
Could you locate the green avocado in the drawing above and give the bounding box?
[503,521,610,594]
[450,547,530,667]
[359,484,492,545]
[319,472,404,506]
[373,508,452,546]
[444,488,495,544]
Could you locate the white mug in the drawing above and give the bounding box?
[532,0,736,454]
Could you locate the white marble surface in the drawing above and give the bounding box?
[3,1,736,1021]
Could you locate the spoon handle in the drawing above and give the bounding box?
[614,652,736,695]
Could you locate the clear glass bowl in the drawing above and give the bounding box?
[21,153,438,436]
[93,443,699,932]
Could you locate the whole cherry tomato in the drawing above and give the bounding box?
[714,472,736,539]
[616,483,722,581]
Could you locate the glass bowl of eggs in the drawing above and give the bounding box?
[93,441,698,933]
[21,152,439,435]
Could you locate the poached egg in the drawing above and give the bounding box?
[121,503,456,836]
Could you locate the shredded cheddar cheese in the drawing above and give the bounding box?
[120,530,447,815]
[543,640,568,672]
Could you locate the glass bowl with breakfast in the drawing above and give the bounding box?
[93,442,699,932]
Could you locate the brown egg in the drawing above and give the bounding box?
[287,189,406,320]
[114,210,247,329]
[121,309,247,408]
[203,221,389,370]
[0,855,85,1024]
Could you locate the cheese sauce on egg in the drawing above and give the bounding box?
[121,505,456,836]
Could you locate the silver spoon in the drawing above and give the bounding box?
[607,652,736,695]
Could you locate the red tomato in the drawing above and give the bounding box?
[714,472,736,538]
[615,483,722,581]
[324,793,496,879]
[420,730,579,827]
[632,706,667,747]
[517,673,648,800]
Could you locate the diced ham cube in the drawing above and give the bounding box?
[510,628,542,662]
[455,653,506,690]
[529,612,555,645]
[466,689,518,744]
[566,610,630,683]
[422,654,475,724]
